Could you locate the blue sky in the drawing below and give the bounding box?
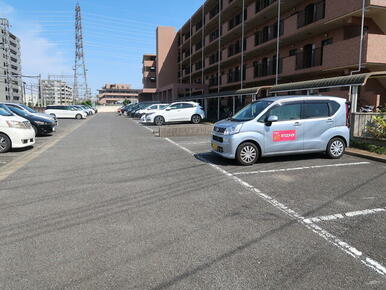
[0,0,203,95]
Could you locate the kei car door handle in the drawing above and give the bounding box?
[293,122,301,126]
[327,118,334,123]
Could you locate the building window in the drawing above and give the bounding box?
[209,5,220,19]
[256,0,276,13]
[296,44,322,70]
[228,39,241,57]
[228,66,240,83]
[209,51,219,65]
[253,55,282,77]
[228,13,242,30]
[209,29,220,42]
[254,21,283,46]
[289,49,297,56]
[321,38,333,46]
[297,0,325,28]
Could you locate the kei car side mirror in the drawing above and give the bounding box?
[265,115,278,126]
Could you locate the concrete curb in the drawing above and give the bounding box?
[346,148,386,163]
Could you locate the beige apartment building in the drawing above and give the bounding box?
[144,0,386,120]
[98,84,140,105]
[41,80,73,105]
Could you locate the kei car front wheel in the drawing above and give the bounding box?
[236,142,259,166]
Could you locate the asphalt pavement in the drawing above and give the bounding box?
[0,113,384,289]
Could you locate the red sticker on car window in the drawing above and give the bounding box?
[273,130,296,142]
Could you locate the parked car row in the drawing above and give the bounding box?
[45,105,97,119]
[0,103,97,154]
[118,102,206,126]
[0,103,53,153]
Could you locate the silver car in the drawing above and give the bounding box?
[211,96,350,165]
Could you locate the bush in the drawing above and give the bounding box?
[366,115,386,139]
[351,140,386,155]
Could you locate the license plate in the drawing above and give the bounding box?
[211,143,218,151]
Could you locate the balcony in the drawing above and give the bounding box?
[324,34,386,69]
[281,34,386,77]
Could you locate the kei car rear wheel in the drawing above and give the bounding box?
[236,142,259,166]
[326,137,345,159]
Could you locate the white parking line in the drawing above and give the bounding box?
[177,141,209,145]
[142,125,154,133]
[304,207,386,224]
[233,162,371,175]
[132,120,154,133]
[164,137,386,277]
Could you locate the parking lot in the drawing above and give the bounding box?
[137,118,386,283]
[0,118,89,172]
[0,113,384,289]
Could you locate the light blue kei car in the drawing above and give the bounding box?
[211,95,351,165]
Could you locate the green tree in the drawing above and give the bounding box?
[81,100,92,106]
[123,99,131,105]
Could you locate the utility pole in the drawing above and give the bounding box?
[275,0,281,86]
[73,2,90,102]
[38,74,42,107]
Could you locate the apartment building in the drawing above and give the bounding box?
[98,84,140,105]
[0,18,23,103]
[146,0,386,120]
[41,80,73,105]
[140,54,157,101]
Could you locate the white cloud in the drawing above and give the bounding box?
[0,1,72,77]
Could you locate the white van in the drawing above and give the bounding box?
[45,105,88,119]
[211,96,350,165]
[0,104,35,153]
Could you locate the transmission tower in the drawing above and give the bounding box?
[73,2,89,102]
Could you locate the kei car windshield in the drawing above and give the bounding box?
[231,101,272,122]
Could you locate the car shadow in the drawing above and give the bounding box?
[10,146,34,153]
[194,151,328,167]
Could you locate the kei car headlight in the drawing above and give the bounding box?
[6,120,28,129]
[223,124,243,135]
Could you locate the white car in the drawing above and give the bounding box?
[139,104,169,122]
[146,102,205,126]
[45,105,88,119]
[0,104,35,153]
[75,105,95,115]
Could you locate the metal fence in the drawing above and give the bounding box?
[351,113,385,138]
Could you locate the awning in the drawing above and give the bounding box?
[181,86,272,101]
[270,71,386,93]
